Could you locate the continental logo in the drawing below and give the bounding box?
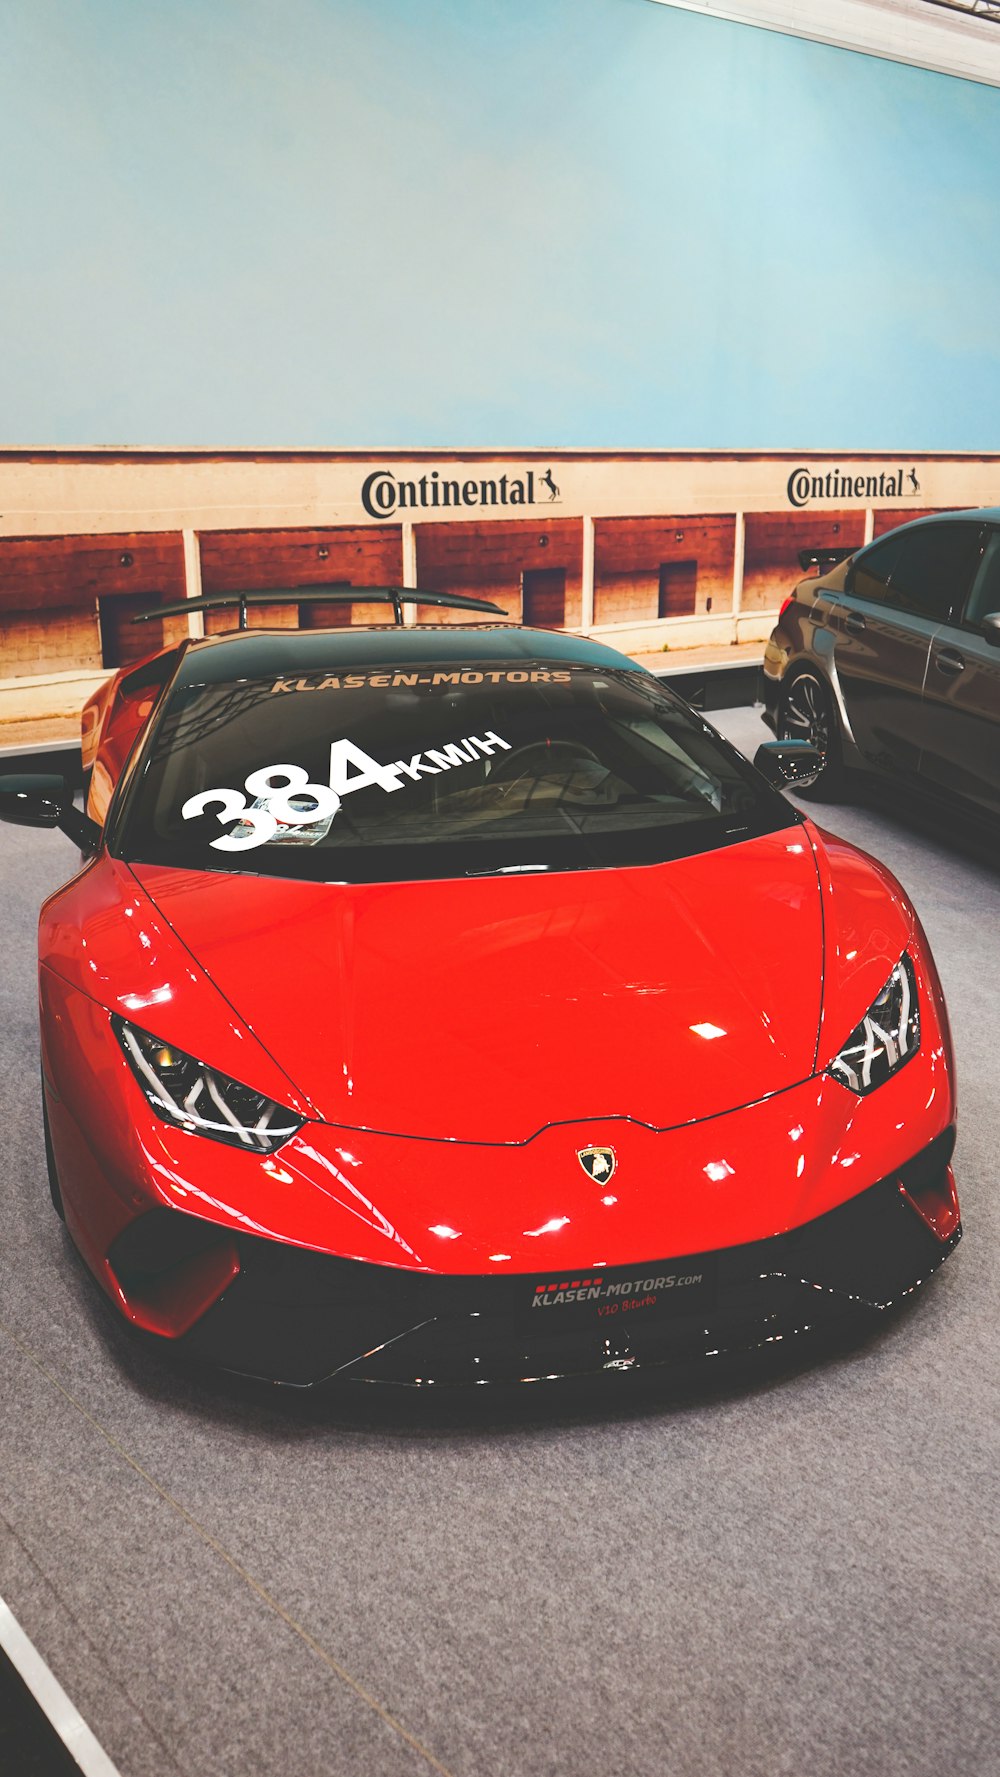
[361,466,561,518]
[787,463,921,508]
[531,1270,705,1309]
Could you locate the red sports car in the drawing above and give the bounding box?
[0,591,961,1385]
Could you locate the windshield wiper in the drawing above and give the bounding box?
[464,863,551,877]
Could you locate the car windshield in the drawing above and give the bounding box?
[116,661,797,883]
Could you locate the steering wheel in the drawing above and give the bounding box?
[487,739,601,782]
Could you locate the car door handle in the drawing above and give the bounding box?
[934,648,965,676]
[843,612,866,635]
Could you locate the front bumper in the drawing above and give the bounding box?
[111,1136,960,1386]
[43,947,960,1385]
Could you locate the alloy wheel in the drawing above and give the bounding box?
[780,670,832,762]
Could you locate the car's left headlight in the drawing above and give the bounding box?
[113,1017,303,1153]
[827,953,920,1095]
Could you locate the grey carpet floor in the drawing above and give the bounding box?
[0,704,997,1777]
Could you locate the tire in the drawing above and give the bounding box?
[41,1073,66,1221]
[777,668,846,801]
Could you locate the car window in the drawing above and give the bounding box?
[962,529,1000,628]
[118,646,183,699]
[850,533,905,605]
[115,662,798,884]
[884,523,983,622]
[850,523,983,621]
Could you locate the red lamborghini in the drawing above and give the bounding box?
[0,590,961,1385]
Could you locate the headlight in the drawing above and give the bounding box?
[827,953,919,1095]
[113,1017,303,1153]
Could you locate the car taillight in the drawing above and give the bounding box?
[778,594,795,624]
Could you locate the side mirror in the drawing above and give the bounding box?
[981,612,1000,648]
[753,739,822,790]
[0,775,102,852]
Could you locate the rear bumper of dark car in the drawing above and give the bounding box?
[149,1141,961,1387]
[761,633,784,729]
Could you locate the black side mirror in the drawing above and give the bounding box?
[981,612,1000,648]
[753,740,822,790]
[0,775,102,852]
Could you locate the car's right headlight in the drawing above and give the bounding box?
[827,953,920,1095]
[113,1017,303,1153]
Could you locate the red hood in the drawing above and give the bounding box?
[132,828,824,1141]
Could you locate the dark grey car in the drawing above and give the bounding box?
[762,508,1000,817]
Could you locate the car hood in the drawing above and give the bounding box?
[132,827,824,1142]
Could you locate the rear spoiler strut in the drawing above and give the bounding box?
[132,586,509,629]
[797,547,856,573]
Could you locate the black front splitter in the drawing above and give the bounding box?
[172,1167,960,1388]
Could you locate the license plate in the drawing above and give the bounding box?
[527,1256,718,1320]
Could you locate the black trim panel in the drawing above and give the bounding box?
[172,1158,960,1387]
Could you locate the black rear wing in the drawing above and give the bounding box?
[132,586,508,630]
[797,546,856,574]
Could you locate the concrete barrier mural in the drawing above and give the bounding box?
[2,446,997,743]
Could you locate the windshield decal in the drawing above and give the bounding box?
[269,668,572,695]
[180,731,511,852]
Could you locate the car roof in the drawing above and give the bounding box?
[175,624,646,687]
[847,507,1000,561]
[872,506,1000,534]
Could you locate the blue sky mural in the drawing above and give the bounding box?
[1,0,998,449]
